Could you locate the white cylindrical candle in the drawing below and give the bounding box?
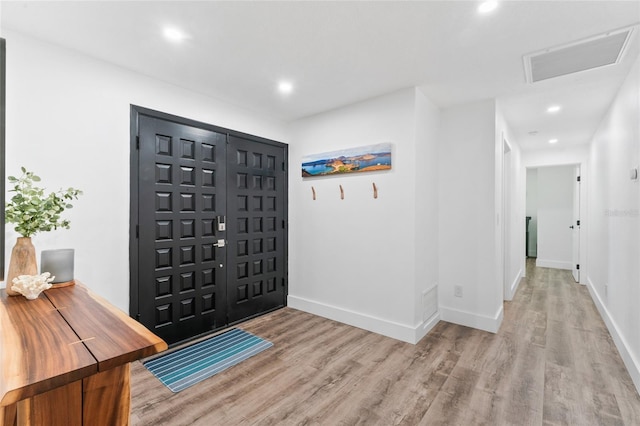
[40,249,75,283]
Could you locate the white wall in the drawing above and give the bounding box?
[526,168,538,257]
[535,165,574,270]
[587,54,640,393]
[1,30,288,312]
[438,99,503,332]
[288,88,440,343]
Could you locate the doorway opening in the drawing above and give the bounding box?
[524,164,581,281]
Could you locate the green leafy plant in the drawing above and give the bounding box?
[5,167,83,238]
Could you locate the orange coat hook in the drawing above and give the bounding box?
[372,182,378,199]
[339,184,344,200]
[311,186,316,201]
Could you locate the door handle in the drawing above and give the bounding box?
[213,239,226,248]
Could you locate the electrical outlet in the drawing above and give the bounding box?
[454,285,463,298]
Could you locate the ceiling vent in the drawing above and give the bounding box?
[524,27,635,83]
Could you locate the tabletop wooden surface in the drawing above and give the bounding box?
[45,282,167,372]
[0,282,167,408]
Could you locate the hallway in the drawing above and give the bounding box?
[130,261,640,425]
[501,260,640,424]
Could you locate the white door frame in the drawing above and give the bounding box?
[502,136,513,300]
[518,159,587,286]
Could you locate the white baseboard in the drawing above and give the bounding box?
[536,258,572,270]
[439,304,504,333]
[587,277,640,395]
[505,268,523,301]
[288,295,438,344]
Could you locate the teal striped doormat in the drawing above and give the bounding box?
[144,328,273,392]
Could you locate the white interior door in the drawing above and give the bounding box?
[572,165,581,282]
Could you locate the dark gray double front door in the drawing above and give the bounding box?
[131,107,287,345]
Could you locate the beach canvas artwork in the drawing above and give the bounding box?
[301,143,392,177]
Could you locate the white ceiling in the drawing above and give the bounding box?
[1,1,639,150]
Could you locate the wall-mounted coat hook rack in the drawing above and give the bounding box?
[372,182,378,199]
[311,186,316,201]
[339,184,344,200]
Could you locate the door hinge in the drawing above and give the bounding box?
[576,264,580,270]
[136,135,140,149]
[136,225,139,238]
[577,176,581,182]
[282,220,286,229]
[282,162,286,171]
[577,220,580,226]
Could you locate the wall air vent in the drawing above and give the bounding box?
[523,27,635,83]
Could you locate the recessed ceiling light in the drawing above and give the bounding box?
[278,81,294,95]
[549,138,559,144]
[163,27,187,42]
[547,105,562,113]
[478,1,498,14]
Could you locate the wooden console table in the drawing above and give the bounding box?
[0,282,167,425]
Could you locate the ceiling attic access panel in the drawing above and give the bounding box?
[524,27,634,83]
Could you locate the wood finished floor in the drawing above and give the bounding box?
[130,261,640,425]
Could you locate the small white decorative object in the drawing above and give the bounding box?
[11,272,55,300]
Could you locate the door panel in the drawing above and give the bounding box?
[137,115,227,344]
[134,109,287,345]
[226,135,286,323]
[572,166,581,282]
